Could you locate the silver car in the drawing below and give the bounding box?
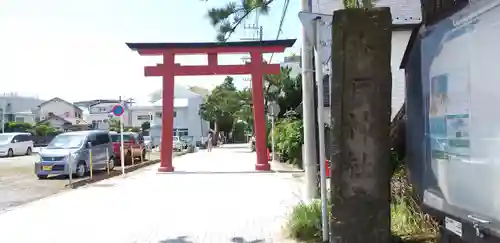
[35,130,116,179]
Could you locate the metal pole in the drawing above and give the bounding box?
[314,17,329,242]
[131,141,135,165]
[88,142,93,179]
[1,101,5,133]
[68,151,73,187]
[271,115,276,162]
[301,0,318,202]
[119,97,125,176]
[148,138,152,161]
[105,147,110,175]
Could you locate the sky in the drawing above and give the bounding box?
[0,0,302,103]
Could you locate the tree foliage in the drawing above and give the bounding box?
[264,66,302,117]
[199,76,242,133]
[141,121,151,131]
[201,0,276,41]
[343,0,374,8]
[108,118,121,132]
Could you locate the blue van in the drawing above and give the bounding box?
[35,130,116,179]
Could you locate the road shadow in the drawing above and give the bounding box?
[232,150,254,154]
[158,236,265,243]
[159,236,193,243]
[218,144,252,149]
[157,170,301,175]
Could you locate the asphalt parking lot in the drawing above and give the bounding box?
[0,151,161,212]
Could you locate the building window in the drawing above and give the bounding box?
[156,112,162,118]
[15,117,24,123]
[137,115,150,120]
[174,128,188,136]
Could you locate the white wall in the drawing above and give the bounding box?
[391,31,412,117]
[13,113,35,124]
[38,100,82,120]
[310,0,420,119]
[87,102,131,129]
[131,96,209,142]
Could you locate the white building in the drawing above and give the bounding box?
[34,97,89,131]
[312,0,422,118]
[0,93,42,126]
[87,101,131,130]
[130,86,210,143]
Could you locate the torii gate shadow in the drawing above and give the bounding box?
[157,170,302,175]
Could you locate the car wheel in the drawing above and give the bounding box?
[108,157,115,171]
[26,147,32,155]
[7,149,13,157]
[75,162,86,178]
[37,175,48,180]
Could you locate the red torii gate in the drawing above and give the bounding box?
[126,39,296,172]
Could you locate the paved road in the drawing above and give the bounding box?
[0,144,303,243]
[0,151,161,212]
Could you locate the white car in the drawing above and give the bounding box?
[0,132,34,157]
[172,136,184,151]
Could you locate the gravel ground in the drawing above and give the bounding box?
[0,151,162,212]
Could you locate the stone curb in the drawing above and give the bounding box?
[66,151,189,189]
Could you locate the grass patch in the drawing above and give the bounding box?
[391,167,438,243]
[285,199,325,243]
[285,166,439,243]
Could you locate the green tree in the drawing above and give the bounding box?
[141,121,151,131]
[4,122,33,133]
[199,76,242,134]
[32,124,57,136]
[108,118,121,132]
[201,0,275,41]
[265,66,302,118]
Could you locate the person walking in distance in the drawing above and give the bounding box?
[207,132,213,152]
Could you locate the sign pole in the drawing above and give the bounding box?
[271,115,275,162]
[119,97,125,176]
[313,17,329,242]
[267,101,280,163]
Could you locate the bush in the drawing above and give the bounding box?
[285,200,325,243]
[271,117,303,165]
[285,165,439,243]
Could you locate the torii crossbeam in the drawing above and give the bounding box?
[126,39,296,172]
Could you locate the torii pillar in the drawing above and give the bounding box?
[126,40,296,172]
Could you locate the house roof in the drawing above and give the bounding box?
[38,97,83,112]
[126,39,296,51]
[38,115,88,125]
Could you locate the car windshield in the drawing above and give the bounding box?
[47,134,86,149]
[0,134,14,143]
[110,134,131,142]
[180,136,193,143]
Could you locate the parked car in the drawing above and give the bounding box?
[143,136,152,149]
[0,132,34,157]
[35,130,116,179]
[110,132,147,165]
[173,136,185,151]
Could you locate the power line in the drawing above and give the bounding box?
[268,0,291,63]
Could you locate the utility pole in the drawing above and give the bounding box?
[301,0,318,202]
